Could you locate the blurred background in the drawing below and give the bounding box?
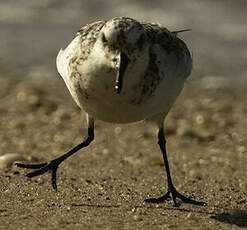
[0,0,246,87]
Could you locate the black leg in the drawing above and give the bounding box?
[145,127,206,206]
[16,119,94,190]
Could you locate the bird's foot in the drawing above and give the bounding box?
[16,159,61,190]
[144,186,206,207]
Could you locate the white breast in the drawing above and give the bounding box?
[56,32,191,124]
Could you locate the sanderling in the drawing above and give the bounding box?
[17,17,205,206]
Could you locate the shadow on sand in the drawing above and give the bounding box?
[211,209,247,227]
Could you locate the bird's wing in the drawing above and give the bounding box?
[56,20,105,80]
[142,22,192,79]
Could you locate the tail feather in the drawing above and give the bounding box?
[172,29,191,36]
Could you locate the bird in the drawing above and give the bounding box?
[16,17,205,207]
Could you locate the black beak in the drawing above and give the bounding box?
[115,52,130,94]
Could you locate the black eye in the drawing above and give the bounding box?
[102,33,107,43]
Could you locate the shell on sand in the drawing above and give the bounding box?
[0,153,26,169]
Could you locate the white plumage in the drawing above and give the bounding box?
[56,17,192,124]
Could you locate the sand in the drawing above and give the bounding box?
[0,75,246,229]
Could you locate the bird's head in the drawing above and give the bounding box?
[99,17,147,94]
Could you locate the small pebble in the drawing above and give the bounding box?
[186,212,193,219]
[196,114,205,125]
[133,214,142,221]
[0,153,26,169]
[237,146,246,153]
[114,127,122,134]
[102,148,109,155]
[198,158,206,165]
[239,180,247,191]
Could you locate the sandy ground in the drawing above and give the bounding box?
[0,75,246,230]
